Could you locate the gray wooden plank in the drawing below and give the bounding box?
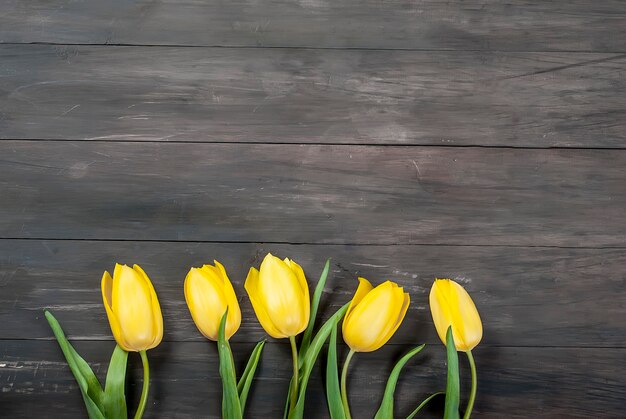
[1,45,625,147]
[1,240,625,347]
[1,142,625,246]
[1,340,624,418]
[1,1,625,52]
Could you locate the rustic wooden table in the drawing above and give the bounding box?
[1,1,625,417]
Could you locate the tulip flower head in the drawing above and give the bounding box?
[342,277,410,352]
[245,253,310,339]
[429,278,482,352]
[184,261,242,341]
[101,264,163,352]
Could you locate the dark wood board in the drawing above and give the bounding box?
[1,1,626,52]
[1,142,625,246]
[1,46,625,147]
[1,239,625,347]
[2,0,625,416]
[1,340,624,418]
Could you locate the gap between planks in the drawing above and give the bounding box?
[1,41,625,55]
[1,338,625,350]
[4,138,626,151]
[1,237,626,250]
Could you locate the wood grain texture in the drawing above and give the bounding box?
[1,45,625,147]
[1,1,626,52]
[1,340,624,418]
[1,142,625,246]
[2,1,625,416]
[1,239,625,347]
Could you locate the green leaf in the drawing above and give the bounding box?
[406,391,445,419]
[299,258,331,365]
[45,311,106,419]
[283,379,294,419]
[218,310,243,419]
[288,303,350,419]
[326,323,346,419]
[444,327,460,419]
[374,344,425,419]
[237,340,265,413]
[103,345,129,419]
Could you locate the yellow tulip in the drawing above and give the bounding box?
[244,253,310,338]
[184,261,242,341]
[342,278,410,352]
[429,278,482,352]
[101,263,163,352]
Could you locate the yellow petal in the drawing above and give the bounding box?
[112,263,124,288]
[283,258,307,294]
[371,288,410,351]
[430,279,454,346]
[429,279,482,352]
[112,264,155,351]
[451,280,482,351]
[344,277,374,322]
[343,281,404,352]
[199,264,223,284]
[133,264,163,349]
[244,267,285,338]
[184,267,228,341]
[257,254,308,336]
[213,260,229,284]
[101,270,132,351]
[213,260,242,339]
[284,258,311,332]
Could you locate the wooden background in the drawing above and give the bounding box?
[1,1,625,417]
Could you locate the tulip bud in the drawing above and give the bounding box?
[244,253,310,339]
[429,278,482,352]
[101,264,163,352]
[184,261,242,341]
[342,278,410,352]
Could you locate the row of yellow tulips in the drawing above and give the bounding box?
[46,253,483,419]
[189,254,481,353]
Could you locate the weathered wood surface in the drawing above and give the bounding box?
[1,46,625,147]
[1,240,625,347]
[1,0,625,416]
[2,340,624,418]
[1,142,625,246]
[1,1,626,52]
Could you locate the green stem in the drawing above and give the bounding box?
[289,336,299,413]
[463,351,477,419]
[134,350,150,419]
[340,349,356,419]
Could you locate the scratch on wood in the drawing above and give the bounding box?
[392,269,419,279]
[351,262,389,268]
[83,134,145,141]
[412,159,422,181]
[454,275,472,284]
[498,53,626,81]
[59,104,80,116]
